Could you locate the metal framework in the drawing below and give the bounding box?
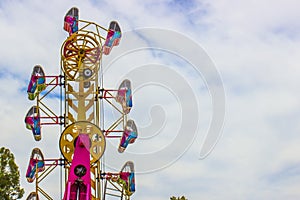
[24,8,137,200]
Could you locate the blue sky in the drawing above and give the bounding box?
[0,0,300,199]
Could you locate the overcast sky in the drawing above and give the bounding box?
[0,0,300,200]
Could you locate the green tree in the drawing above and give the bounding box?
[0,147,24,199]
[170,196,188,200]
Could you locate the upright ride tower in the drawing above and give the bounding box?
[24,7,138,200]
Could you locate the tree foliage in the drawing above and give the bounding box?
[0,147,24,200]
[170,196,188,200]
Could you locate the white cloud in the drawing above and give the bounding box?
[0,0,299,199]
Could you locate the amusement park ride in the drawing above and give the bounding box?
[24,7,138,200]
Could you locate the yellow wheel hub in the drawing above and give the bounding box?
[59,121,106,163]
